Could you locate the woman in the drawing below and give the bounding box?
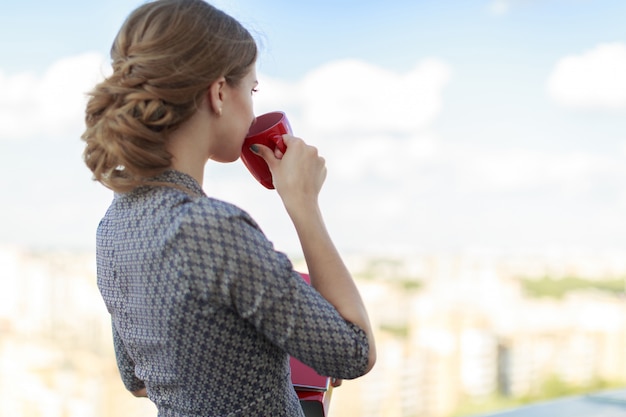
[82,0,376,416]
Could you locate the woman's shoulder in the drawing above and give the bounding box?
[146,170,251,221]
[190,195,247,219]
[170,191,255,230]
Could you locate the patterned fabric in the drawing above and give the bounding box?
[96,170,369,417]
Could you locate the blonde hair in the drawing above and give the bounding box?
[81,0,257,193]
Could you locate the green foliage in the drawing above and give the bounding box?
[450,395,524,417]
[400,279,422,291]
[520,276,625,299]
[355,271,423,292]
[521,375,623,403]
[379,324,409,338]
[355,258,423,292]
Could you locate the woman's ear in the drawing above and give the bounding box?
[207,76,227,116]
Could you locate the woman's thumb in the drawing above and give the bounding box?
[250,144,277,168]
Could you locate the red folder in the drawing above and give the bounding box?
[290,273,333,417]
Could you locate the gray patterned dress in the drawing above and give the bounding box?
[96,170,369,417]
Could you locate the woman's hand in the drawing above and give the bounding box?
[251,135,327,210]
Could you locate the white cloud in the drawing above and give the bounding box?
[301,59,451,134]
[451,147,614,194]
[0,53,108,140]
[255,58,452,136]
[252,58,451,187]
[547,42,626,109]
[323,133,439,183]
[244,53,626,253]
[4,52,626,253]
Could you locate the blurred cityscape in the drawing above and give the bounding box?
[1,245,625,417]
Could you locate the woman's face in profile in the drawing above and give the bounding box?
[211,66,258,163]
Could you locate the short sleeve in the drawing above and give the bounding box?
[181,203,370,380]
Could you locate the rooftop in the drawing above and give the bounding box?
[478,389,626,417]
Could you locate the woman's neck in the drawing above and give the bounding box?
[166,108,213,187]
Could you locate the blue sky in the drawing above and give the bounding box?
[5,0,624,78]
[2,0,626,256]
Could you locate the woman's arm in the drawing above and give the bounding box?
[286,191,376,373]
[253,135,376,372]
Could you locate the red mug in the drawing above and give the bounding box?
[241,111,291,189]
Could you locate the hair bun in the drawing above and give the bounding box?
[81,0,257,193]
